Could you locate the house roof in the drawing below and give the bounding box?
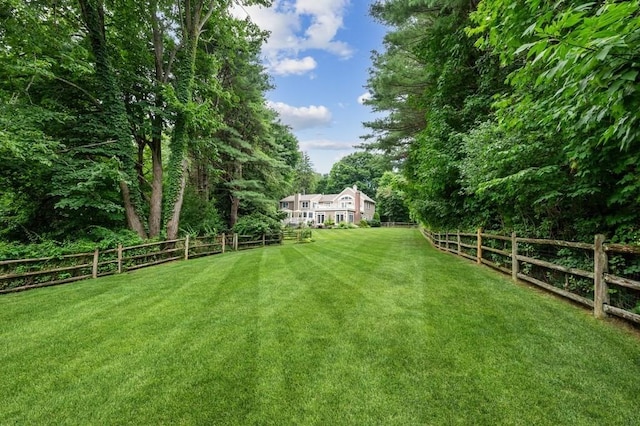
[279,187,375,204]
[280,194,320,202]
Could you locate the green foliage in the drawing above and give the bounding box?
[0,0,293,244]
[0,228,143,261]
[291,151,317,194]
[179,187,225,236]
[376,171,411,222]
[336,222,357,229]
[365,0,507,230]
[232,213,281,237]
[324,152,391,196]
[366,0,640,240]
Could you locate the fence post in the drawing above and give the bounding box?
[221,234,226,253]
[594,234,608,319]
[233,233,238,251]
[477,228,483,265]
[445,232,449,251]
[184,235,190,261]
[457,231,461,255]
[117,244,123,274]
[92,248,99,279]
[263,234,266,246]
[511,232,518,282]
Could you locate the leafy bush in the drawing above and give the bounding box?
[337,222,357,229]
[0,228,145,261]
[179,187,225,236]
[324,218,335,227]
[369,219,381,227]
[232,213,281,237]
[358,219,370,228]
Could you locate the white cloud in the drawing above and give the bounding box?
[268,101,332,130]
[271,56,317,76]
[232,1,353,76]
[357,91,372,104]
[299,139,355,151]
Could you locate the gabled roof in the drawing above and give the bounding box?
[280,194,320,202]
[280,186,375,203]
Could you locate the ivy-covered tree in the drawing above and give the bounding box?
[0,0,298,245]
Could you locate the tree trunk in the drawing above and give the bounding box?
[229,161,242,228]
[164,35,197,238]
[120,181,147,237]
[230,194,239,229]
[148,3,166,238]
[148,136,163,237]
[166,158,189,239]
[163,0,219,238]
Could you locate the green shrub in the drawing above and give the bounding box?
[0,228,145,261]
[358,219,370,228]
[179,187,225,236]
[369,218,381,227]
[232,213,281,237]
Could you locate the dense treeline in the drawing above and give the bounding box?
[364,0,640,242]
[0,0,304,247]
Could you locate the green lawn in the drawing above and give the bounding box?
[1,228,639,425]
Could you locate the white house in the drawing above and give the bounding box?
[279,186,376,226]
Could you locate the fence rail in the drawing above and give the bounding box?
[0,232,284,294]
[381,222,418,228]
[423,229,640,325]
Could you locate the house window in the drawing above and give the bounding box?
[336,213,345,223]
[302,201,309,208]
[281,202,289,209]
[308,212,313,219]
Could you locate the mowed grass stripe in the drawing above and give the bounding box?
[1,228,639,424]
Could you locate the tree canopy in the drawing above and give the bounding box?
[0,0,302,243]
[363,0,640,241]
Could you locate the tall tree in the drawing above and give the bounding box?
[364,0,507,229]
[292,152,317,195]
[376,171,411,222]
[325,152,391,197]
[78,0,147,236]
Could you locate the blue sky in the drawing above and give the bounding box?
[232,1,387,174]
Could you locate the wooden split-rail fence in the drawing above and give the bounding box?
[0,233,283,294]
[422,229,640,325]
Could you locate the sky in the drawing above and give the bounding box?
[232,0,387,174]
